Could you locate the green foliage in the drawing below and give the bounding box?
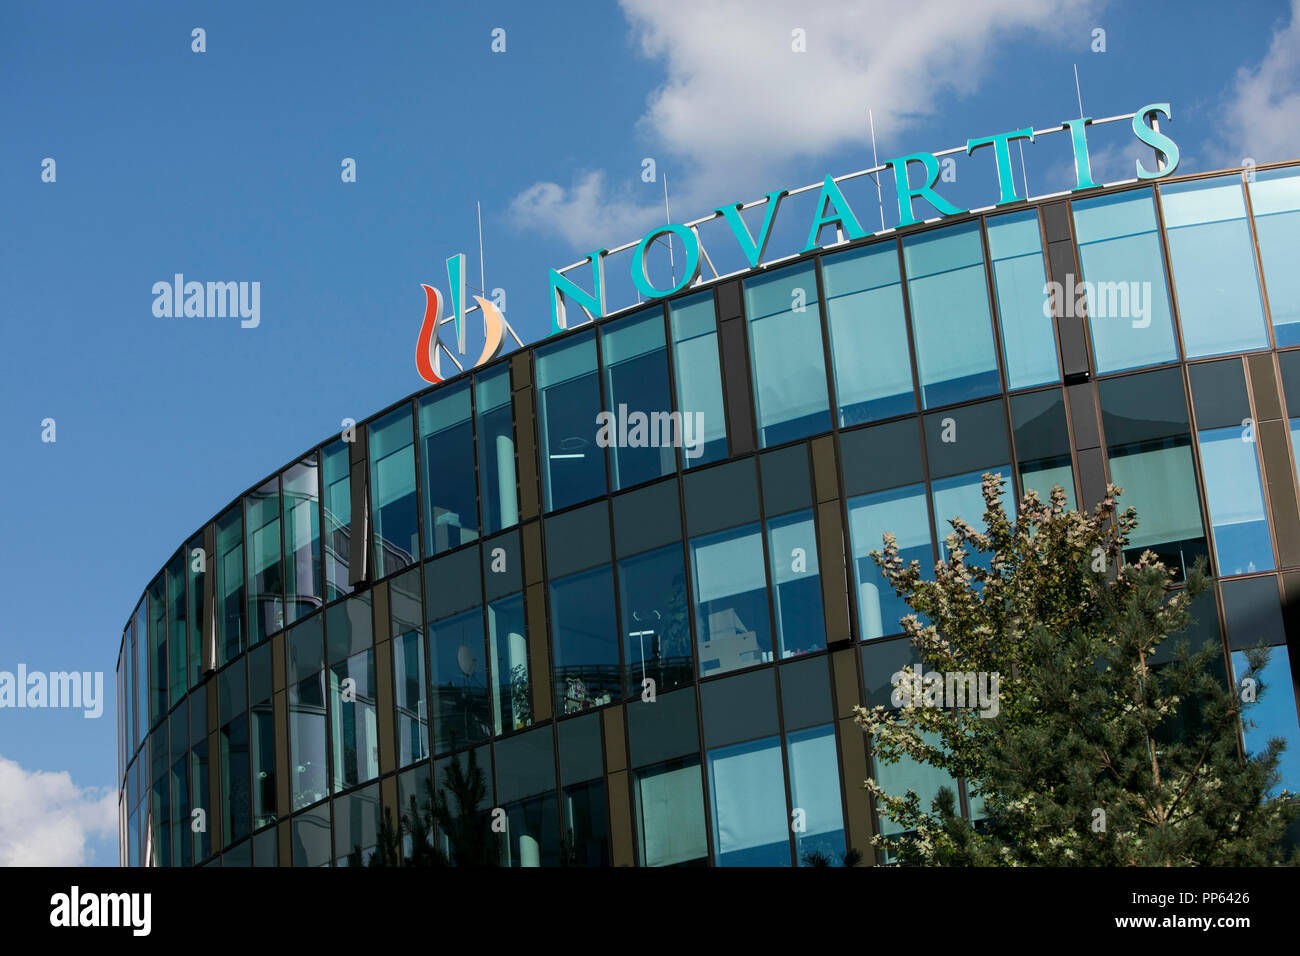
[855,477,1298,866]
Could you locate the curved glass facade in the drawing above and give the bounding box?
[118,161,1300,866]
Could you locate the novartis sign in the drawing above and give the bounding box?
[418,102,1180,379]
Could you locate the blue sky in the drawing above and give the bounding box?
[1,0,1297,865]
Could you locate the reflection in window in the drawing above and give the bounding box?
[821,241,914,425]
[429,608,491,753]
[475,364,518,534]
[245,478,283,645]
[537,331,607,512]
[848,484,932,640]
[744,262,831,446]
[1072,190,1177,372]
[1249,168,1300,346]
[787,724,847,865]
[550,566,620,713]
[1108,438,1206,573]
[563,779,610,866]
[289,669,328,811]
[487,593,531,735]
[501,792,561,867]
[602,309,677,489]
[220,712,250,847]
[690,524,772,677]
[166,552,186,708]
[190,741,210,861]
[419,381,479,556]
[670,292,727,466]
[874,728,959,843]
[634,756,708,866]
[766,510,825,658]
[330,649,378,792]
[1011,389,1076,509]
[1197,426,1273,575]
[148,575,167,726]
[215,506,245,666]
[370,404,419,576]
[250,700,276,830]
[707,735,790,866]
[1231,647,1300,795]
[186,532,206,689]
[282,457,321,626]
[1160,176,1269,357]
[394,630,428,767]
[618,543,693,699]
[987,211,1058,389]
[902,221,1000,408]
[321,438,353,601]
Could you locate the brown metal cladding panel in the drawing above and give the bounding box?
[719,317,756,456]
[602,706,626,774]
[1260,420,1300,567]
[274,689,289,821]
[521,520,544,587]
[715,279,742,322]
[607,769,635,867]
[381,775,399,839]
[525,582,552,722]
[1066,381,1101,452]
[811,435,839,504]
[512,387,540,521]
[272,631,286,695]
[375,637,395,776]
[831,646,863,719]
[372,579,390,646]
[277,819,291,867]
[1249,352,1284,424]
[511,351,532,391]
[816,501,852,645]
[837,714,874,865]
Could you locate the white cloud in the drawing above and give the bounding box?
[0,755,117,866]
[1216,0,1300,166]
[510,0,1095,249]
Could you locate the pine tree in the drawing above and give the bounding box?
[854,476,1298,866]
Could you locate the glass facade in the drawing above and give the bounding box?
[119,162,1300,867]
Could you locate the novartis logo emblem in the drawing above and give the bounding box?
[415,253,520,384]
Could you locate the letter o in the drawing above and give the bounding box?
[631,224,701,299]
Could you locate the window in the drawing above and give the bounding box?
[987,210,1058,389]
[1249,167,1300,346]
[602,307,678,487]
[787,724,846,865]
[250,667,276,830]
[287,617,328,810]
[369,404,419,576]
[1190,360,1273,575]
[1011,389,1076,508]
[245,478,283,644]
[166,552,186,708]
[618,543,692,698]
[690,525,771,677]
[487,592,530,735]
[495,726,560,867]
[1100,368,1206,576]
[558,714,609,866]
[419,381,479,556]
[1231,645,1300,796]
[334,783,382,866]
[1072,190,1178,372]
[392,572,428,767]
[821,241,915,425]
[766,510,824,658]
[147,574,166,726]
[282,457,321,626]
[321,438,353,601]
[1279,351,1300,480]
[551,566,620,713]
[744,261,831,445]
[902,221,1000,407]
[475,363,518,534]
[633,757,708,866]
[707,736,789,866]
[1160,176,1269,357]
[215,505,244,665]
[218,662,249,847]
[330,649,378,792]
[537,330,607,512]
[669,292,727,466]
[428,607,490,754]
[185,532,206,689]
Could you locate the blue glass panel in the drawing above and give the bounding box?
[550,565,621,714]
[1248,168,1300,346]
[418,381,479,556]
[902,221,1000,407]
[690,522,773,676]
[707,735,790,866]
[743,262,831,445]
[1072,190,1178,372]
[601,308,678,487]
[1231,647,1300,797]
[821,241,915,425]
[787,723,847,865]
[537,331,607,511]
[766,509,825,658]
[670,292,727,466]
[369,404,419,576]
[1160,176,1268,357]
[987,211,1058,388]
[1196,426,1274,575]
[848,483,932,640]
